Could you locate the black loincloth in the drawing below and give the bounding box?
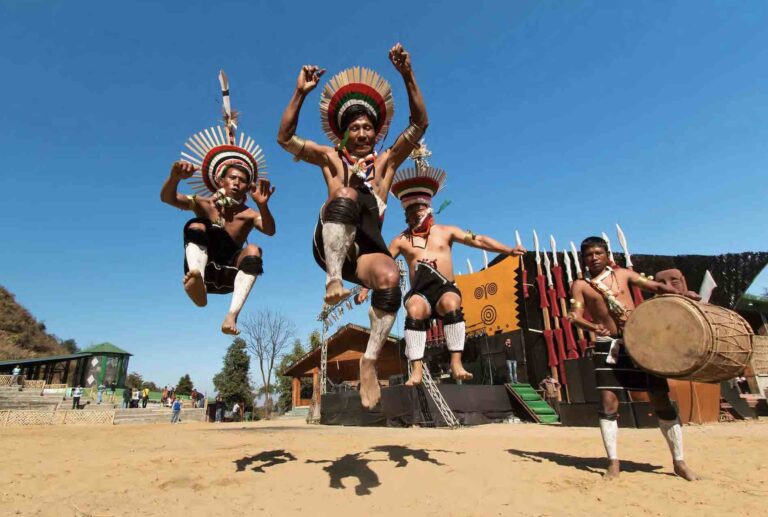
[312,186,390,287]
[592,336,669,393]
[403,261,462,312]
[183,218,243,295]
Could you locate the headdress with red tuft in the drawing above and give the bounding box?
[180,70,266,195]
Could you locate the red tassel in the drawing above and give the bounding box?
[543,329,557,367]
[553,266,567,299]
[554,328,568,384]
[548,288,560,317]
[536,275,549,309]
[522,269,529,299]
[631,285,644,306]
[562,317,579,358]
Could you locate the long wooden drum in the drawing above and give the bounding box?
[623,295,753,383]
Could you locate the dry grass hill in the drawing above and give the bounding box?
[0,285,65,360]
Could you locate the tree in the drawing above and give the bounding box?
[125,372,144,390]
[176,374,194,395]
[212,338,254,408]
[60,339,79,354]
[308,329,322,350]
[241,309,296,419]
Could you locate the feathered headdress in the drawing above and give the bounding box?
[390,142,446,209]
[319,67,394,146]
[180,70,266,195]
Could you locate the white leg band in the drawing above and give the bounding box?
[322,222,355,285]
[444,321,466,352]
[363,307,396,360]
[227,270,256,319]
[185,242,208,280]
[658,418,684,461]
[599,418,619,460]
[405,329,426,361]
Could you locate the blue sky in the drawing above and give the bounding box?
[1,1,766,394]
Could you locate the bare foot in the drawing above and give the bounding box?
[359,357,381,409]
[673,460,699,481]
[604,459,620,480]
[183,270,207,307]
[451,363,474,381]
[325,279,351,305]
[221,313,240,335]
[405,361,423,386]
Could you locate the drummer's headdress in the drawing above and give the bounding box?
[390,142,447,209]
[180,70,266,195]
[319,67,395,147]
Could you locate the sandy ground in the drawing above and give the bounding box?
[1,418,767,517]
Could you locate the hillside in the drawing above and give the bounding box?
[0,285,66,360]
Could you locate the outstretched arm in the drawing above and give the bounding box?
[628,271,678,295]
[160,161,197,210]
[448,226,525,256]
[277,65,333,167]
[250,178,276,236]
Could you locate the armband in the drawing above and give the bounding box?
[400,121,425,146]
[569,299,584,309]
[186,194,198,210]
[463,230,477,243]
[280,135,306,159]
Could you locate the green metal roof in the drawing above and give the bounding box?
[80,342,132,356]
[0,352,91,367]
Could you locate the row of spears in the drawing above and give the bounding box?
[516,224,647,398]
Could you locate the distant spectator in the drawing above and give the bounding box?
[161,386,169,406]
[215,395,224,423]
[122,387,131,409]
[10,365,21,386]
[171,398,182,424]
[539,374,561,415]
[131,388,140,408]
[97,382,106,404]
[142,387,150,408]
[109,381,117,402]
[232,402,241,422]
[72,385,83,410]
[504,338,518,384]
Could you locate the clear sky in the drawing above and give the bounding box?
[1,1,766,394]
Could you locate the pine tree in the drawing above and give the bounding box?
[212,338,254,407]
[176,374,194,395]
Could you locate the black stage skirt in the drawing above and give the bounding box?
[312,187,390,287]
[183,218,243,295]
[403,262,461,312]
[592,337,669,393]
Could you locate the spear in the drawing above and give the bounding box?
[550,236,579,359]
[601,231,616,267]
[544,249,568,389]
[616,224,645,307]
[562,250,589,355]
[218,70,237,145]
[516,230,529,299]
[570,241,597,347]
[534,230,559,390]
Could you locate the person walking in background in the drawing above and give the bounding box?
[122,387,131,409]
[504,338,518,384]
[97,382,106,404]
[142,387,150,408]
[161,386,168,406]
[10,365,21,387]
[109,381,117,402]
[72,385,83,410]
[170,397,182,424]
[215,395,223,423]
[131,388,140,408]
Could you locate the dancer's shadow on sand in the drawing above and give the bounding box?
[234,450,297,473]
[507,449,663,476]
[369,445,463,468]
[306,453,383,496]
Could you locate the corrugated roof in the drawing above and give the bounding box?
[0,352,91,367]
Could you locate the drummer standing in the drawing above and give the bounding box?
[568,236,698,481]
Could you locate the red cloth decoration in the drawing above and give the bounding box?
[561,317,579,359]
[552,265,567,299]
[548,288,560,317]
[522,269,529,299]
[543,329,557,367]
[536,275,549,309]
